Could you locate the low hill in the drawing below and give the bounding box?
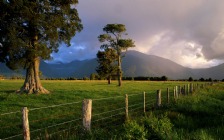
[1,50,224,80]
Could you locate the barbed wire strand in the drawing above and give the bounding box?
[1,133,23,140]
[92,102,124,110]
[32,125,80,140]
[92,107,125,117]
[92,112,125,123]
[30,111,81,123]
[128,93,144,97]
[92,95,124,101]
[29,101,82,111]
[129,106,143,112]
[92,116,124,128]
[29,118,82,134]
[0,111,21,116]
[0,122,22,129]
[128,102,143,108]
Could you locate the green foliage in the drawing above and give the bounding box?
[0,0,83,70]
[96,48,117,80]
[141,115,174,139]
[188,77,193,81]
[90,73,99,80]
[121,115,175,140]
[123,121,147,140]
[98,24,135,86]
[161,75,168,81]
[98,24,135,53]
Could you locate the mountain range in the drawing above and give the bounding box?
[1,50,224,80]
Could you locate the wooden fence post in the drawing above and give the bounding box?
[187,84,189,95]
[183,85,186,95]
[125,94,129,120]
[178,86,181,96]
[167,88,169,104]
[173,87,176,101]
[190,83,193,93]
[143,92,146,113]
[22,107,30,140]
[157,90,161,108]
[175,86,178,98]
[82,99,92,131]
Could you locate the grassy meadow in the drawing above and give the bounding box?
[0,80,185,112]
[0,80,224,139]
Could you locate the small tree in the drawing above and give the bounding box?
[161,76,168,81]
[96,48,117,84]
[199,78,205,81]
[98,24,135,86]
[188,77,193,82]
[90,73,99,80]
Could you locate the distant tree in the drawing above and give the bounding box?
[98,24,135,86]
[188,77,193,82]
[208,78,212,82]
[90,73,99,80]
[161,76,168,81]
[199,78,205,81]
[83,76,89,81]
[0,1,82,94]
[96,48,117,84]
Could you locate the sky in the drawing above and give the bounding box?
[50,0,224,68]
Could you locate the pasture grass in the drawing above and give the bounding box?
[0,80,223,139]
[0,80,186,112]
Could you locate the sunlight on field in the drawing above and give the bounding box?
[0,79,188,112]
[1,80,224,139]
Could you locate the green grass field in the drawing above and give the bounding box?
[0,80,224,139]
[0,80,186,112]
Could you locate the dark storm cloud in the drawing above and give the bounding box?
[51,0,224,68]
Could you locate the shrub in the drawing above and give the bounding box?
[143,115,174,140]
[122,121,147,140]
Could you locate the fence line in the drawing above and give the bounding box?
[0,82,212,140]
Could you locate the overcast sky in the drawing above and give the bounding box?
[50,0,224,68]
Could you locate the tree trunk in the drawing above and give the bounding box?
[107,76,111,84]
[18,57,49,94]
[117,55,122,86]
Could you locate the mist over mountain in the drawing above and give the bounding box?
[1,50,224,80]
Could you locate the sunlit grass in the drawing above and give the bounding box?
[0,79,216,139]
[0,80,188,112]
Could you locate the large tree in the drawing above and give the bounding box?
[96,48,117,84]
[0,0,83,94]
[98,24,135,86]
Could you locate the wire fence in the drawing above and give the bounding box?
[0,82,213,140]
